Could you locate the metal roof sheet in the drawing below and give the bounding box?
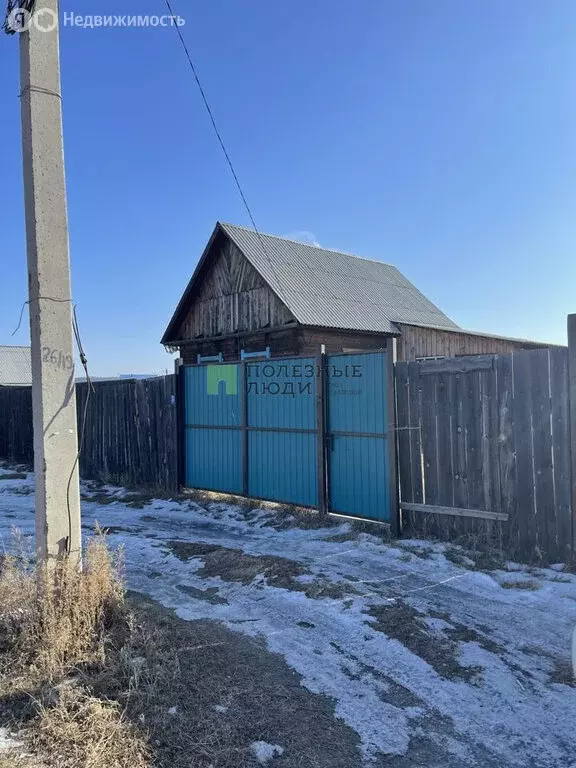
[0,346,32,385]
[219,223,460,334]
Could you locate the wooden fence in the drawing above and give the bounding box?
[0,376,178,491]
[395,348,573,562]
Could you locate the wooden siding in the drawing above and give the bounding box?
[396,323,548,361]
[300,329,388,355]
[177,238,295,340]
[181,328,303,365]
[180,328,389,364]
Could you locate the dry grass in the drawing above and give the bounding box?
[0,531,124,686]
[0,531,149,768]
[29,685,148,768]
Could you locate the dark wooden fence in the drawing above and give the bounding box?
[395,348,573,562]
[0,376,178,491]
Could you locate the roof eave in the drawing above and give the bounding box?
[299,322,401,336]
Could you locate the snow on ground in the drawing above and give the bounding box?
[250,741,285,764]
[1,470,576,767]
[0,727,23,752]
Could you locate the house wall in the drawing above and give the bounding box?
[395,324,548,361]
[179,328,390,365]
[175,236,295,341]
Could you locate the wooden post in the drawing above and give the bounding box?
[175,358,185,490]
[316,349,327,515]
[241,362,248,497]
[387,343,400,536]
[568,314,576,556]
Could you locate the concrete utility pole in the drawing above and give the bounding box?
[18,0,82,565]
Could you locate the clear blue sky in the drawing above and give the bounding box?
[1,1,575,375]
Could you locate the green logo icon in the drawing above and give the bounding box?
[207,365,238,395]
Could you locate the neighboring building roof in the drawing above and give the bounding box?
[397,322,565,349]
[0,346,32,386]
[162,222,460,342]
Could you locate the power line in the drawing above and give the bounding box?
[67,305,93,556]
[161,0,290,306]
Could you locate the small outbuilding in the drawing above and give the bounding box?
[161,222,555,363]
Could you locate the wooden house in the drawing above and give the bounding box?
[161,222,555,363]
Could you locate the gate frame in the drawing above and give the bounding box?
[176,348,398,531]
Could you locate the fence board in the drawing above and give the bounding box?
[550,348,572,560]
[513,352,537,558]
[437,373,454,508]
[0,376,177,491]
[408,362,424,504]
[420,371,438,507]
[530,350,555,557]
[395,363,412,505]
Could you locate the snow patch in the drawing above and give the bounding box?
[250,741,284,763]
[0,727,23,751]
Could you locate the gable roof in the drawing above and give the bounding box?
[0,346,32,386]
[162,222,460,343]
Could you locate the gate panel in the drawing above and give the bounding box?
[247,357,318,506]
[185,365,241,426]
[326,352,391,522]
[248,431,317,507]
[185,428,243,494]
[183,364,242,493]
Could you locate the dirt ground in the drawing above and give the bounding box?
[120,592,363,768]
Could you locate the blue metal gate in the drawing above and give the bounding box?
[326,352,392,522]
[182,357,320,507]
[180,351,395,524]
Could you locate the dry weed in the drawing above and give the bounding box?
[29,684,149,768]
[0,530,149,767]
[0,530,125,685]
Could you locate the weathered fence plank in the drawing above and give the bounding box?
[530,349,555,557]
[396,349,572,562]
[395,362,412,506]
[0,376,177,491]
[512,351,537,557]
[550,348,572,560]
[408,361,424,504]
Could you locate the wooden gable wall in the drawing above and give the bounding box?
[176,235,296,340]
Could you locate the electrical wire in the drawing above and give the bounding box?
[66,305,93,557]
[161,0,291,307]
[12,296,73,337]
